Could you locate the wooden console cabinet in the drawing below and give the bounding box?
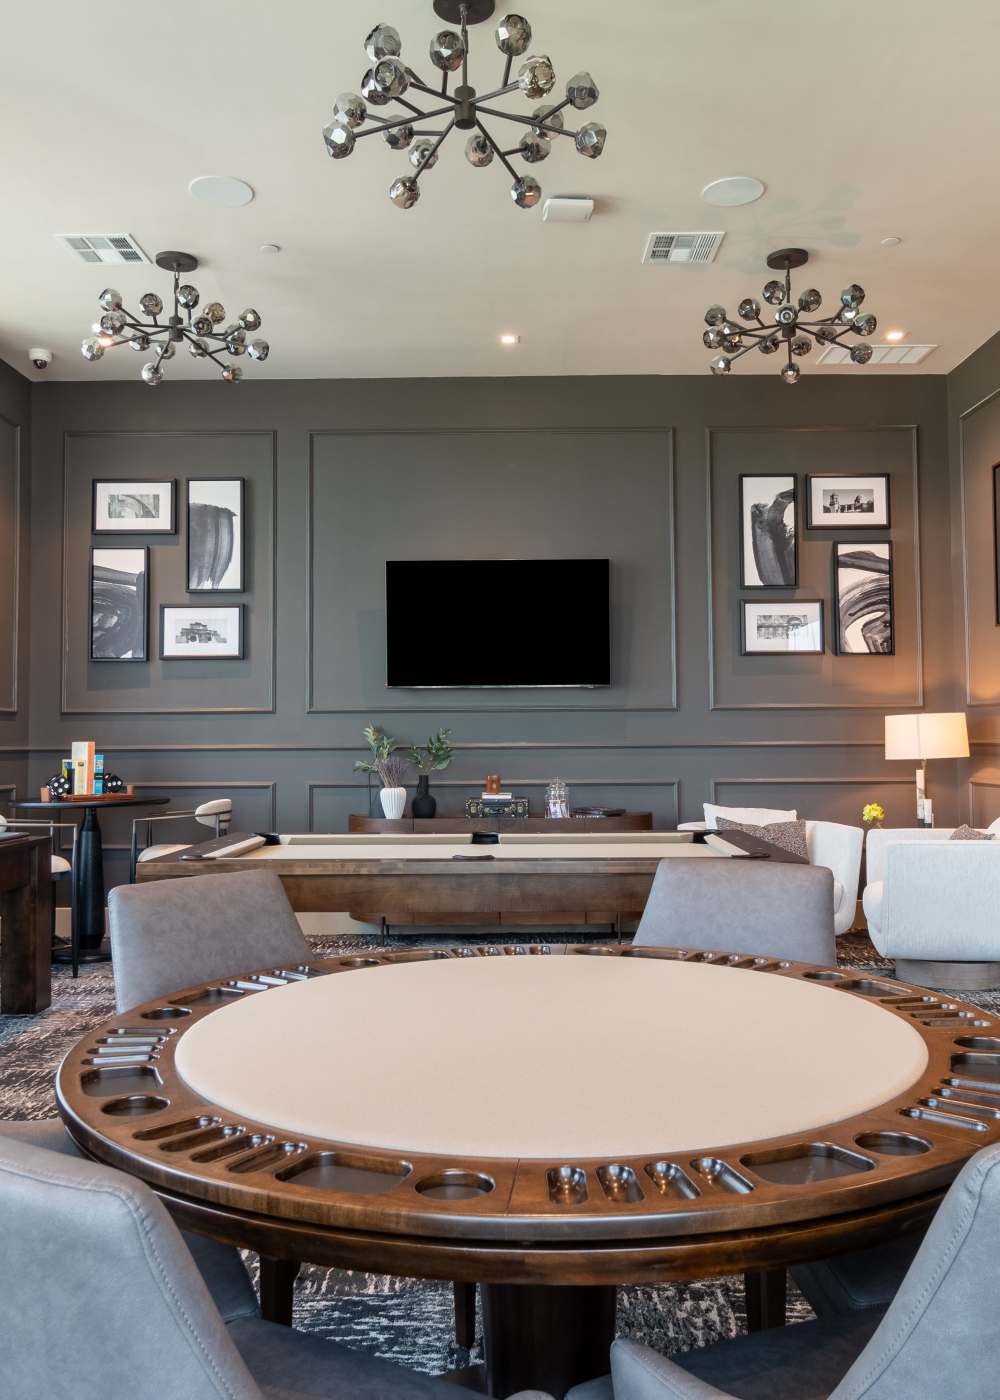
[348,813,654,835]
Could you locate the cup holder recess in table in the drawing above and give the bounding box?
[597,1165,644,1203]
[839,979,898,997]
[338,958,382,969]
[620,947,687,959]
[691,1157,754,1194]
[803,970,844,982]
[393,950,451,963]
[644,1161,700,1200]
[547,1166,588,1205]
[951,1053,1000,1081]
[415,1171,495,1200]
[101,1095,170,1117]
[954,1037,1000,1053]
[854,1131,932,1156]
[573,946,617,956]
[277,1151,411,1195]
[81,1065,162,1097]
[141,1006,192,1020]
[740,1143,875,1186]
[184,987,245,1004]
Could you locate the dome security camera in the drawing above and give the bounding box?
[29,348,53,370]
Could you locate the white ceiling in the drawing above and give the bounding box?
[2,0,998,382]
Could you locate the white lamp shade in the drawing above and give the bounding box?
[884,712,970,761]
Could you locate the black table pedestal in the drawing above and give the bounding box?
[74,806,107,955]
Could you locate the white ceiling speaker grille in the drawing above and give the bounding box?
[817,343,937,366]
[642,231,724,265]
[58,234,150,265]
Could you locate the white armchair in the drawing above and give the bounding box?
[863,826,1000,989]
[679,807,863,937]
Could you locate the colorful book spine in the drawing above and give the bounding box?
[71,741,96,796]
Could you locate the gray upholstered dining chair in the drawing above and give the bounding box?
[567,1140,1000,1400]
[0,1131,551,1400]
[633,859,837,966]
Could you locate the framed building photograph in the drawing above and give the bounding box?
[92,478,176,534]
[806,474,890,529]
[160,604,243,660]
[739,474,798,588]
[740,600,824,655]
[187,477,245,592]
[834,542,894,654]
[90,546,148,661]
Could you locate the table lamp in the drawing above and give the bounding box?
[884,712,969,827]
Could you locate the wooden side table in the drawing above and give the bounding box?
[0,834,54,1014]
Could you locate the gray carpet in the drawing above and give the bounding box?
[0,929,969,1379]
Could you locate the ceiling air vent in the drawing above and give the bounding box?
[642,231,724,265]
[58,234,151,265]
[817,343,937,366]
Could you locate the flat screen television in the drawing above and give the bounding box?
[385,559,611,688]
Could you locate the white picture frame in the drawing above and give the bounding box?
[740,600,824,655]
[160,604,243,659]
[806,474,890,529]
[92,479,176,534]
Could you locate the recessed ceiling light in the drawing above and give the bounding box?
[499,333,520,346]
[880,236,903,247]
[700,176,765,208]
[188,175,255,208]
[884,329,906,342]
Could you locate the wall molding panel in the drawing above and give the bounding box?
[957,387,1000,708]
[0,414,22,714]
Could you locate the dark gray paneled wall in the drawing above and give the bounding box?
[948,329,1000,826]
[25,372,955,886]
[0,358,31,813]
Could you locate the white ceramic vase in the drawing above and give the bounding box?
[380,785,406,820]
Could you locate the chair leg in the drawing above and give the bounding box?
[258,1256,300,1326]
[744,1267,786,1332]
[454,1281,477,1349]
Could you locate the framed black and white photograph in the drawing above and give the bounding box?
[739,474,798,588]
[740,600,824,655]
[834,542,894,655]
[187,478,245,592]
[90,547,148,661]
[159,605,243,660]
[92,478,176,534]
[807,474,890,529]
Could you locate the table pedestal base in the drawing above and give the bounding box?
[481,1283,616,1399]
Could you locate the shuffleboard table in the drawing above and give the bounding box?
[134,829,771,934]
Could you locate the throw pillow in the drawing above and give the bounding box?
[949,824,995,841]
[716,816,810,861]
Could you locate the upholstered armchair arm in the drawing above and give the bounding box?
[881,842,1000,961]
[677,822,708,833]
[609,1340,737,1399]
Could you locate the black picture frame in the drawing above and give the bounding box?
[92,478,176,534]
[806,473,891,529]
[738,474,798,589]
[994,464,1000,625]
[89,545,149,662]
[159,604,244,660]
[186,477,245,593]
[739,599,824,656]
[833,541,894,655]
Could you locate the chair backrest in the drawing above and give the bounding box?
[195,798,233,832]
[0,1133,260,1400]
[109,870,311,1011]
[832,1142,1000,1398]
[865,827,955,885]
[634,858,836,964]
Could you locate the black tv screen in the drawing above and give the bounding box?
[385,559,611,688]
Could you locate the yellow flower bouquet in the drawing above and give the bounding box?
[862,801,885,828]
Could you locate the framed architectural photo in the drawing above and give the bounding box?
[187,478,245,592]
[740,600,824,655]
[806,474,890,529]
[739,474,798,588]
[160,604,243,659]
[834,542,894,655]
[92,479,176,534]
[90,546,148,661]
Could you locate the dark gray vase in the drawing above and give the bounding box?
[412,774,437,818]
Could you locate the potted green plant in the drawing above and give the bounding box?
[407,728,453,818]
[354,726,409,819]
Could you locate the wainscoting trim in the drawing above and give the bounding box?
[0,414,22,714]
[968,775,1000,826]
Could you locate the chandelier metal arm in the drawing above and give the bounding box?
[474,118,519,180]
[413,118,456,179]
[408,76,458,104]
[476,104,578,138]
[395,96,432,118]
[471,80,520,104]
[502,52,513,86]
[356,105,455,137]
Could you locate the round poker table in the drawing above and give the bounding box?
[56,944,1000,1397]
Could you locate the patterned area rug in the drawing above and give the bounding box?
[0,929,972,1379]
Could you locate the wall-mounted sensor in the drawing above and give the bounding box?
[542,196,594,223]
[28,348,52,370]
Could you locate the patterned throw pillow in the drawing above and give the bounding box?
[949,824,995,841]
[716,816,810,861]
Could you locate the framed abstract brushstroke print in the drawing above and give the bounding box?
[160,605,243,660]
[739,474,798,588]
[90,546,148,661]
[92,479,176,534]
[834,541,894,655]
[806,474,890,529]
[740,599,824,655]
[187,478,245,592]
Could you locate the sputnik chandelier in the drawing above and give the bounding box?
[703,248,879,384]
[80,251,270,386]
[322,1,606,210]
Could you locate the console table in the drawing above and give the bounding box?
[0,833,54,1014]
[348,813,654,835]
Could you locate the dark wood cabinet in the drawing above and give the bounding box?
[0,834,53,1014]
[348,813,654,834]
